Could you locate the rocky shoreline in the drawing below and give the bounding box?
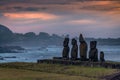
[0,46,25,53]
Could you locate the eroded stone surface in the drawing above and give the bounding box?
[71,38,78,60]
[79,34,88,61]
[62,37,70,59]
[100,51,105,62]
[89,41,98,62]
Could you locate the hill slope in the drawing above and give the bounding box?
[0,24,13,44]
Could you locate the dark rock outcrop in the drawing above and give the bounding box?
[0,46,25,53]
[79,34,88,61]
[62,37,70,59]
[71,38,78,60]
[89,41,98,62]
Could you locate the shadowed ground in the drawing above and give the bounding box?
[103,72,120,80]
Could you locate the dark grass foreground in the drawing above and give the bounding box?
[0,62,119,80]
[104,72,120,80]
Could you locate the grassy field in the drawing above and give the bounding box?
[0,62,119,80]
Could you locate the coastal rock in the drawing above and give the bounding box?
[0,56,4,60]
[71,38,78,60]
[79,34,88,61]
[0,46,25,53]
[4,56,17,58]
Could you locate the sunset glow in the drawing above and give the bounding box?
[68,20,96,25]
[0,0,120,38]
[4,13,58,20]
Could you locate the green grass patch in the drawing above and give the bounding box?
[0,62,119,80]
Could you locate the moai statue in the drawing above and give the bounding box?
[100,51,105,62]
[89,41,98,62]
[79,34,88,61]
[62,37,70,59]
[71,38,78,60]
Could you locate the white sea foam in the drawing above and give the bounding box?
[0,45,120,63]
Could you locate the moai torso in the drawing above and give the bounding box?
[62,37,69,59]
[71,38,78,60]
[89,41,98,62]
[100,51,105,62]
[79,34,88,61]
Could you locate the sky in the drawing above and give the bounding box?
[0,0,120,38]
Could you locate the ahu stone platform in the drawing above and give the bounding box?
[37,57,120,69]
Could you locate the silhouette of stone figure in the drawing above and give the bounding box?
[71,38,78,60]
[62,37,70,59]
[79,34,88,61]
[100,51,105,62]
[89,41,98,62]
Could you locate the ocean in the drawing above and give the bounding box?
[0,45,120,63]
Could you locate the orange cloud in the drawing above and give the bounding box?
[88,1,113,5]
[3,12,58,20]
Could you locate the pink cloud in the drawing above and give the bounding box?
[67,19,96,25]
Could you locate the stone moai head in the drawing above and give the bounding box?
[90,41,97,49]
[72,38,77,46]
[63,37,69,47]
[100,51,104,56]
[100,51,105,62]
[79,34,85,43]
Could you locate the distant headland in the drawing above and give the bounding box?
[0,24,120,46]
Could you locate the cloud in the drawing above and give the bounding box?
[0,0,120,38]
[67,19,96,25]
[0,0,120,15]
[3,12,59,20]
[0,13,3,17]
[79,1,120,12]
[24,7,45,11]
[13,6,47,11]
[0,0,73,5]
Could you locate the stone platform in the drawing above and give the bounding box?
[37,57,120,69]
